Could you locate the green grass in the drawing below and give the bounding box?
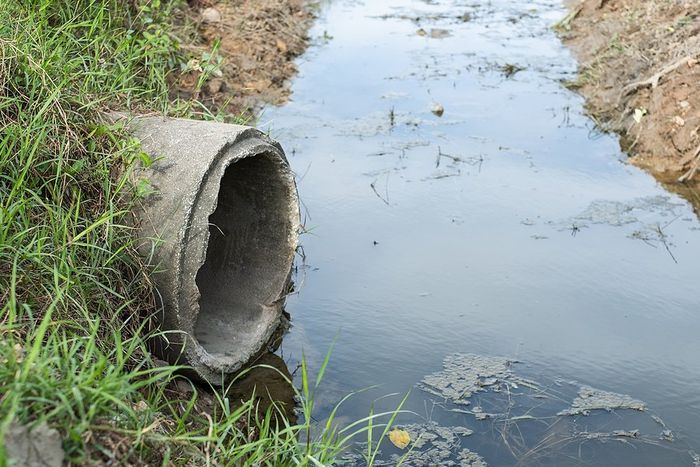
[0,0,402,464]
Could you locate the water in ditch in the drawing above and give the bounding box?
[261,0,700,465]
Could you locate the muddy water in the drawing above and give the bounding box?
[261,0,700,465]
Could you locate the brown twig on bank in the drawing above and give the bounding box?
[678,143,700,183]
[552,3,582,31]
[621,54,699,96]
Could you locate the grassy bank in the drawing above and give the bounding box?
[0,1,393,464]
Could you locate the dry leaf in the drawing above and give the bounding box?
[388,428,411,449]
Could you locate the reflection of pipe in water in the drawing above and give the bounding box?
[225,352,297,423]
[124,116,299,384]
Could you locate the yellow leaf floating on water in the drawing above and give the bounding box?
[388,428,411,449]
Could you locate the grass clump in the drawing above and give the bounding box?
[1,0,181,462]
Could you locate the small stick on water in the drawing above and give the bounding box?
[436,146,462,167]
[655,223,678,264]
[297,161,312,182]
[370,179,390,205]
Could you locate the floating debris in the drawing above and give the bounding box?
[584,429,640,440]
[341,422,482,466]
[575,200,638,226]
[412,353,690,464]
[690,450,700,466]
[388,428,411,449]
[418,353,528,406]
[471,406,497,421]
[558,385,646,416]
[431,103,445,117]
[500,63,525,78]
[429,28,452,39]
[417,28,452,39]
[570,196,683,228]
[390,422,483,467]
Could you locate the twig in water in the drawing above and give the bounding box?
[297,161,312,182]
[570,224,580,237]
[655,223,678,264]
[436,146,462,168]
[370,178,390,205]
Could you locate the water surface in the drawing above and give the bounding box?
[261,0,700,464]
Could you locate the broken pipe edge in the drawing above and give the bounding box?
[120,115,300,384]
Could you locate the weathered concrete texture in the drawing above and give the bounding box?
[127,116,299,384]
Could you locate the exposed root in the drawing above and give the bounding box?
[552,3,582,31]
[621,54,698,97]
[678,144,700,183]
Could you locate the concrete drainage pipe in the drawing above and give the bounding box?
[126,116,299,384]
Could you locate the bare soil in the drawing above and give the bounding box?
[559,0,700,211]
[171,0,314,120]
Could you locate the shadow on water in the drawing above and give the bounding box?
[226,352,297,424]
[261,0,700,464]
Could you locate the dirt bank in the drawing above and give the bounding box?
[559,0,700,211]
[171,0,314,120]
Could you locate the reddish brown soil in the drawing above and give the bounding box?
[171,0,314,121]
[559,0,700,211]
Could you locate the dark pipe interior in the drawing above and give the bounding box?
[194,152,294,359]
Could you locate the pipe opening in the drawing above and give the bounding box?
[194,151,295,362]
